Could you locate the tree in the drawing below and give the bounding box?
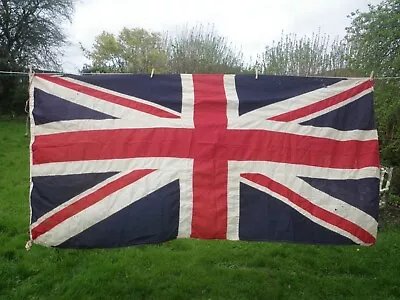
[371,79,400,167]
[0,0,76,70]
[346,0,400,77]
[82,24,246,74]
[82,27,168,74]
[0,0,76,114]
[166,24,245,73]
[257,31,350,76]
[346,0,400,167]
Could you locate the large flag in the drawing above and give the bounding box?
[28,73,380,248]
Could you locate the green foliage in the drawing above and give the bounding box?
[346,0,400,167]
[82,24,246,74]
[0,76,28,115]
[0,0,76,115]
[258,31,350,76]
[388,193,400,206]
[389,167,400,196]
[0,0,76,70]
[82,28,168,74]
[166,24,245,73]
[346,0,400,77]
[374,81,400,166]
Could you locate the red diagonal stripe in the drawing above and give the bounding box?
[268,80,374,122]
[33,129,379,169]
[241,173,376,244]
[36,74,180,119]
[31,169,155,241]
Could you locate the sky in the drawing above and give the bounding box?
[61,0,382,73]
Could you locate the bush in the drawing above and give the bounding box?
[388,194,400,206]
[390,167,400,196]
[0,77,28,116]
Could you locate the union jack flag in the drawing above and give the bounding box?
[29,73,380,248]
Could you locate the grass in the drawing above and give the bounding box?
[1,117,400,300]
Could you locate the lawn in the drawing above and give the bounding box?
[1,117,400,300]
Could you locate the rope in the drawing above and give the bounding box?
[0,70,30,75]
[375,77,400,80]
[0,70,63,75]
[381,136,400,141]
[25,67,34,251]
[24,67,34,138]
[25,68,34,113]
[0,69,399,79]
[25,240,32,251]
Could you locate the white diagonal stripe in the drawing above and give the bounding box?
[31,171,127,228]
[61,76,181,118]
[293,87,373,123]
[33,169,180,247]
[240,177,367,245]
[240,79,369,120]
[230,161,378,241]
[275,174,377,238]
[34,76,143,119]
[34,76,181,120]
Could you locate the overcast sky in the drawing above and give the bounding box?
[61,0,382,73]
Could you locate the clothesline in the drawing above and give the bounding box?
[0,70,62,76]
[0,69,400,79]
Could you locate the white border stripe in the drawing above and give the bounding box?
[181,74,195,125]
[34,118,193,135]
[227,162,240,240]
[245,162,380,180]
[32,158,193,177]
[228,118,378,141]
[35,118,377,141]
[177,160,194,238]
[224,75,240,125]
